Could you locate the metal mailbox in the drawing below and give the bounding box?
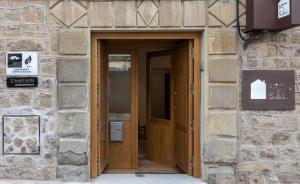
[110,122,123,142]
[246,0,300,32]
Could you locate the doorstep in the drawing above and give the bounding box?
[0,174,206,184]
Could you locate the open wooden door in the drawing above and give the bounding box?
[146,50,174,167]
[172,40,194,175]
[98,40,109,174]
[91,39,109,177]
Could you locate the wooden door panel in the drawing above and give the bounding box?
[107,50,138,170]
[146,51,174,167]
[146,122,173,167]
[175,129,188,171]
[109,121,133,168]
[98,40,109,173]
[172,40,193,175]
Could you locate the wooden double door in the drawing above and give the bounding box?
[91,33,201,178]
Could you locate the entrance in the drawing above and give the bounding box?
[91,33,201,178]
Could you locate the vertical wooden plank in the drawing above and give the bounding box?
[99,41,109,173]
[193,36,201,177]
[131,49,139,169]
[90,34,98,178]
[188,40,194,175]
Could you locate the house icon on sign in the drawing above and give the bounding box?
[251,79,267,99]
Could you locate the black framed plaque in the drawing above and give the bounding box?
[6,77,38,88]
[242,70,295,110]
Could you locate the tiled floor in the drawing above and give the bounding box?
[0,174,206,184]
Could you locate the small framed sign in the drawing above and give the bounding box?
[6,77,38,88]
[6,52,38,76]
[278,0,290,19]
[242,70,295,110]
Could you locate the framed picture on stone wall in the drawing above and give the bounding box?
[2,115,40,155]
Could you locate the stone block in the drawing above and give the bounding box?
[205,138,237,164]
[208,85,238,109]
[0,92,11,108]
[7,39,45,51]
[51,31,58,53]
[33,92,54,109]
[58,58,88,82]
[39,77,56,90]
[58,30,87,55]
[12,0,27,8]
[241,128,267,146]
[207,166,236,184]
[10,92,32,107]
[72,15,88,28]
[183,1,206,27]
[271,131,291,145]
[59,112,87,138]
[0,166,56,180]
[56,165,88,182]
[291,29,300,43]
[159,0,181,27]
[113,1,136,27]
[0,40,4,51]
[59,84,87,109]
[251,115,286,130]
[0,68,5,81]
[296,93,300,104]
[209,56,239,82]
[29,0,50,6]
[208,112,237,137]
[50,0,86,27]
[4,25,21,37]
[58,152,87,165]
[0,8,4,21]
[240,146,258,161]
[209,0,245,27]
[137,1,158,27]
[208,14,223,27]
[22,6,44,24]
[59,139,87,154]
[40,58,56,76]
[5,9,21,23]
[90,2,113,27]
[44,134,59,152]
[0,0,10,7]
[209,29,237,54]
[259,44,278,58]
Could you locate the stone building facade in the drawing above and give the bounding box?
[0,0,299,183]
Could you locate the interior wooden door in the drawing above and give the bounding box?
[98,40,109,174]
[146,50,174,167]
[172,40,194,175]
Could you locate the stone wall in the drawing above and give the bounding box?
[237,30,300,183]
[0,0,58,180]
[0,0,299,183]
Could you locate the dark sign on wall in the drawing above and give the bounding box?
[242,70,295,110]
[6,77,38,88]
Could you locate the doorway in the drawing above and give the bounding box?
[91,32,201,178]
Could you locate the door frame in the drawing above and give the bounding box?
[91,32,202,178]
